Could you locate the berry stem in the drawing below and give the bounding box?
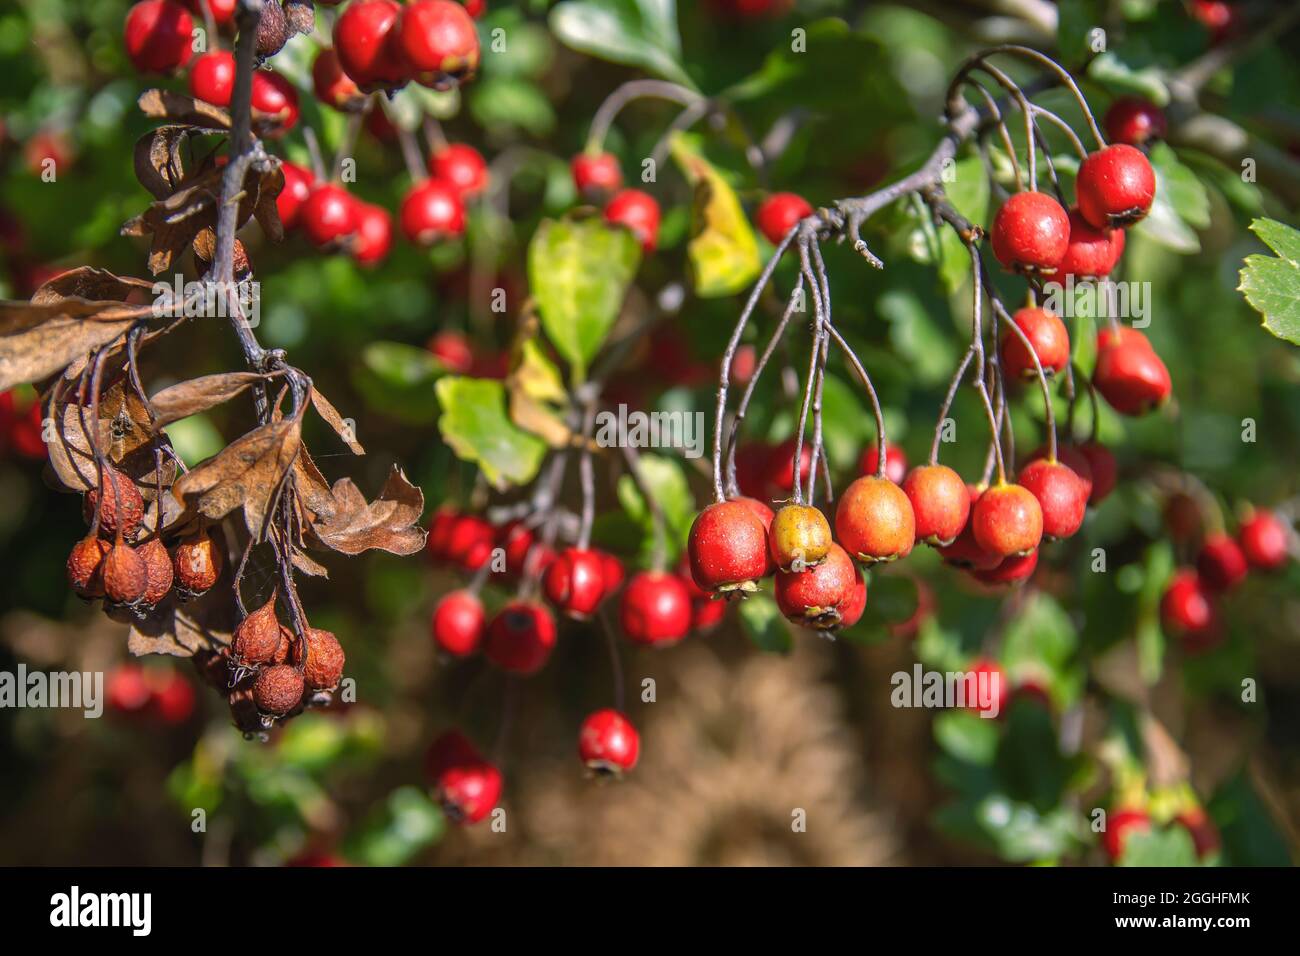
[397,126,426,181]
[620,443,667,571]
[597,605,626,714]
[585,80,704,153]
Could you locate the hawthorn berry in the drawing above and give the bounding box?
[991,191,1070,274]
[107,664,153,714]
[1077,441,1117,504]
[432,589,485,656]
[971,548,1038,587]
[253,0,290,58]
[764,438,812,497]
[571,151,622,197]
[233,595,284,668]
[755,192,813,245]
[1238,509,1290,571]
[400,179,466,245]
[543,547,608,619]
[102,540,148,605]
[430,736,501,824]
[774,541,857,629]
[1175,806,1221,860]
[768,503,832,572]
[172,530,222,594]
[1000,306,1070,380]
[620,571,692,646]
[251,69,300,133]
[67,535,111,599]
[301,184,358,247]
[85,466,144,540]
[485,601,556,674]
[835,475,915,563]
[1093,327,1171,415]
[578,709,640,776]
[1196,532,1248,592]
[1028,443,1093,502]
[903,464,970,547]
[1017,458,1089,540]
[837,564,868,629]
[735,496,775,533]
[597,550,626,595]
[124,1,194,74]
[398,0,481,88]
[350,201,393,266]
[149,670,196,724]
[963,659,1009,717]
[291,627,346,691]
[1102,807,1151,862]
[427,330,475,373]
[188,51,235,107]
[252,664,305,717]
[1160,569,1220,651]
[332,0,411,92]
[182,0,236,25]
[1076,144,1156,229]
[276,161,315,232]
[1104,97,1167,147]
[138,537,174,606]
[604,189,660,253]
[859,440,908,484]
[1058,208,1125,280]
[688,499,770,593]
[971,482,1042,558]
[691,593,727,633]
[430,144,488,199]
[312,48,365,112]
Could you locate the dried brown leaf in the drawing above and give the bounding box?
[45,377,168,495]
[134,125,201,200]
[307,466,426,556]
[126,578,238,658]
[30,267,159,306]
[309,386,364,455]
[137,89,232,130]
[149,372,267,428]
[0,312,142,393]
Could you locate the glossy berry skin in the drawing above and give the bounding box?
[1160,569,1220,652]
[431,589,484,657]
[859,441,907,484]
[351,201,393,265]
[1093,328,1171,415]
[1238,510,1290,571]
[301,184,358,247]
[835,475,915,563]
[597,551,626,595]
[1076,144,1157,229]
[604,189,660,253]
[1196,533,1248,592]
[765,439,812,497]
[735,496,775,534]
[430,144,488,198]
[183,0,236,25]
[484,601,556,675]
[543,547,607,619]
[837,564,868,629]
[251,70,299,132]
[427,330,474,373]
[429,735,501,825]
[398,0,481,87]
[768,503,832,572]
[963,659,1008,717]
[774,542,856,629]
[903,464,970,547]
[578,709,639,775]
[125,1,194,74]
[276,161,315,231]
[571,152,623,196]
[620,571,692,647]
[972,548,1038,587]
[400,179,466,245]
[755,192,813,244]
[1029,443,1093,502]
[188,51,235,107]
[1058,208,1125,280]
[1104,97,1167,147]
[1078,441,1117,504]
[1018,458,1089,540]
[688,500,770,593]
[972,482,1042,558]
[333,0,411,92]
[938,489,1002,572]
[991,191,1070,274]
[312,48,365,111]
[1103,807,1151,862]
[1000,306,1070,380]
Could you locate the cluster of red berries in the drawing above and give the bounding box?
[105,662,197,725]
[570,152,662,253]
[1160,507,1293,652]
[1104,802,1219,863]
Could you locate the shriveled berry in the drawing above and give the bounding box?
[484,601,556,674]
[1018,457,1089,540]
[292,627,345,690]
[103,540,149,605]
[252,664,305,717]
[1000,306,1069,380]
[67,535,111,598]
[432,589,486,656]
[138,537,174,606]
[687,500,769,593]
[903,464,970,547]
[971,482,1042,557]
[620,571,692,646]
[578,709,639,776]
[835,475,915,563]
[85,466,145,539]
[543,547,608,619]
[768,503,832,572]
[232,594,283,667]
[253,0,290,58]
[1238,509,1290,571]
[1196,533,1247,592]
[774,542,856,629]
[172,530,222,594]
[1076,144,1156,229]
[991,191,1070,275]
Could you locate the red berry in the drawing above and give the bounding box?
[937,489,1003,570]
[1196,532,1248,592]
[426,507,460,560]
[398,0,480,87]
[1017,458,1089,540]
[1175,806,1220,859]
[427,330,474,373]
[1103,807,1151,862]
[1000,306,1070,380]
[735,496,775,533]
[1077,441,1117,504]
[400,179,466,245]
[578,709,639,775]
[432,589,485,656]
[427,731,500,824]
[107,664,153,714]
[859,440,907,484]
[755,192,813,245]
[903,464,970,547]
[1076,144,1156,229]
[774,542,857,629]
[1160,569,1221,651]
[971,548,1038,587]
[1104,97,1167,147]
[301,184,358,246]
[464,0,487,18]
[1058,207,1125,280]
[1028,443,1093,501]
[1238,509,1290,571]
[183,0,236,25]
[837,564,868,628]
[276,161,315,231]
[835,475,915,563]
[687,500,770,594]
[620,571,692,646]
[691,595,727,632]
[149,671,196,724]
[764,438,812,497]
[125,1,194,74]
[484,601,556,675]
[991,191,1070,275]
[963,659,1008,717]
[604,189,660,253]
[333,0,411,92]
[597,550,626,595]
[571,151,622,196]
[543,547,607,619]
[251,69,300,133]
[188,50,235,107]
[971,482,1042,558]
[351,201,393,265]
[430,143,488,198]
[1093,327,1171,415]
[312,48,365,111]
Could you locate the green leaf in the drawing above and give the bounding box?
[936,156,989,293]
[615,452,694,565]
[352,341,446,425]
[1085,52,1170,106]
[934,710,999,765]
[738,592,794,654]
[344,786,444,867]
[528,216,641,382]
[1119,826,1198,867]
[468,76,555,137]
[435,377,548,489]
[1139,541,1174,684]
[548,0,694,89]
[878,289,959,387]
[668,133,761,298]
[1239,217,1300,345]
[1133,143,1209,253]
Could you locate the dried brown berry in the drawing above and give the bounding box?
[232,593,283,667]
[138,537,174,606]
[255,0,290,58]
[252,664,305,717]
[66,535,111,598]
[274,624,294,665]
[102,539,149,605]
[293,627,345,690]
[173,531,222,594]
[84,466,144,540]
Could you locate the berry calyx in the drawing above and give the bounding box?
[1195,532,1248,592]
[188,51,235,107]
[859,440,908,484]
[768,503,832,572]
[300,184,358,247]
[398,0,481,88]
[774,541,857,629]
[1160,569,1220,651]
[571,151,622,197]
[620,571,692,646]
[755,192,813,245]
[1103,807,1151,862]
[603,189,660,253]
[687,499,770,593]
[1093,327,1171,415]
[903,463,970,547]
[85,466,144,540]
[1000,306,1070,380]
[252,664,305,717]
[1076,144,1157,229]
[1058,208,1125,280]
[312,48,366,112]
[172,530,222,594]
[432,589,485,656]
[484,601,556,674]
[1017,457,1089,540]
[124,1,195,75]
[350,201,393,266]
[543,547,608,619]
[971,482,1043,557]
[991,191,1070,275]
[332,0,411,92]
[1238,509,1290,571]
[578,709,639,776]
[400,179,466,245]
[276,161,315,232]
[834,475,916,563]
[430,143,488,199]
[1104,97,1167,147]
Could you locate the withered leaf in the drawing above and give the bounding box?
[285,0,315,36]
[253,163,286,243]
[292,443,338,525]
[290,548,330,578]
[134,125,212,200]
[149,372,268,428]
[307,466,426,556]
[137,89,232,130]
[309,386,365,455]
[0,310,146,393]
[30,267,159,306]
[126,579,238,658]
[46,376,170,494]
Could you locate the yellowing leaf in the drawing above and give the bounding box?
[669,133,761,298]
